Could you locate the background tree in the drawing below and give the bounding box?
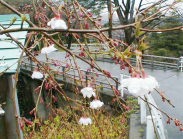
[78,0,106,16]
[78,0,183,54]
[0,0,32,14]
[148,14,183,57]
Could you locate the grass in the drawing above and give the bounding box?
[23,107,129,139]
[23,96,139,139]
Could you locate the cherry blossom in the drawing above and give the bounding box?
[90,99,104,109]
[121,76,159,97]
[81,87,96,98]
[41,44,57,54]
[47,15,68,30]
[0,57,7,67]
[79,117,92,125]
[0,62,7,67]
[31,71,44,79]
[0,107,5,115]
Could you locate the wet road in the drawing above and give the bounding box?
[146,69,183,139]
[97,61,183,139]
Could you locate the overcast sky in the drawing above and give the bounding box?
[100,0,183,24]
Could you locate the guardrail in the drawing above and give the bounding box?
[66,43,183,71]
[20,59,119,96]
[94,54,182,71]
[131,54,180,70]
[119,74,167,139]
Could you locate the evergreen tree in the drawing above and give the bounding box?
[149,15,183,57]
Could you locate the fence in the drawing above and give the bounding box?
[132,54,181,71]
[66,43,183,71]
[119,74,166,139]
[20,58,119,96]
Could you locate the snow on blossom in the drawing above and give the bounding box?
[47,17,68,30]
[31,71,44,79]
[0,61,7,67]
[90,99,104,109]
[142,76,159,91]
[79,117,92,125]
[121,76,159,97]
[41,44,57,54]
[81,87,96,98]
[0,107,5,115]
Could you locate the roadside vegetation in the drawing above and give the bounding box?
[23,97,138,139]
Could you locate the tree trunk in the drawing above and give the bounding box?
[107,0,112,38]
[114,0,136,45]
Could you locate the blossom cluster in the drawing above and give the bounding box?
[39,15,67,54]
[79,87,104,125]
[47,15,68,30]
[41,44,57,54]
[79,117,92,126]
[31,71,44,79]
[0,107,5,116]
[121,75,159,97]
[80,87,96,98]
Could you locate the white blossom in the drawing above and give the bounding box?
[47,18,67,30]
[0,62,7,67]
[81,87,96,98]
[41,44,57,54]
[31,71,44,79]
[79,117,92,125]
[0,57,7,67]
[121,76,159,97]
[0,107,5,115]
[142,76,159,92]
[90,99,104,109]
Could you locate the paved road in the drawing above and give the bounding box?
[145,69,183,139]
[98,61,183,139]
[96,61,183,139]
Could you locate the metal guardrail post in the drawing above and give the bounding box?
[140,96,146,124]
[86,71,89,86]
[146,115,156,139]
[30,60,33,71]
[151,57,154,69]
[177,58,180,70]
[62,67,65,81]
[163,62,167,70]
[115,78,118,90]
[179,56,183,72]
[119,74,124,97]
